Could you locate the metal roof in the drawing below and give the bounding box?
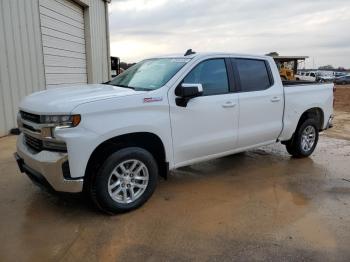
[271,56,309,62]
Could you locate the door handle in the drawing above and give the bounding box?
[271,97,281,102]
[222,101,236,108]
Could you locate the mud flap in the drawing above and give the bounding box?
[159,162,169,180]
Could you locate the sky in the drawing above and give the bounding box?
[108,0,350,69]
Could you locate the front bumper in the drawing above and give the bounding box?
[15,134,83,193]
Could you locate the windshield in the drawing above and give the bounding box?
[108,58,190,91]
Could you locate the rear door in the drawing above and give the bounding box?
[232,58,284,148]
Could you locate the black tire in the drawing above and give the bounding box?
[285,119,319,158]
[89,147,158,214]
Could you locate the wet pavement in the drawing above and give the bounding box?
[0,134,350,261]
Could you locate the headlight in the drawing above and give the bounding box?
[42,114,81,127]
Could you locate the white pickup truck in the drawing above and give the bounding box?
[15,52,334,214]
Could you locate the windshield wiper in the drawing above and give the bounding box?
[118,84,135,90]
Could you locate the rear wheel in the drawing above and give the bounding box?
[89,147,158,214]
[285,119,319,158]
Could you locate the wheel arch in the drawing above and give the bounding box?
[296,107,324,131]
[83,132,168,192]
[281,107,324,145]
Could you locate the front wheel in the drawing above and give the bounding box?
[90,147,158,214]
[285,119,319,158]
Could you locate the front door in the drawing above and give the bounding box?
[169,58,239,166]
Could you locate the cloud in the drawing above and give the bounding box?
[109,0,350,68]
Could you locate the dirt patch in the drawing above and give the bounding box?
[334,85,350,112]
[325,85,350,140]
[325,111,350,140]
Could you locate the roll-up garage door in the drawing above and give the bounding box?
[39,0,87,88]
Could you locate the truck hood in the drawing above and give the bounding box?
[19,84,143,114]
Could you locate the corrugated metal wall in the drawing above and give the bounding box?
[0,0,110,136]
[0,0,46,137]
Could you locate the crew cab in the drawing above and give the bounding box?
[15,52,334,214]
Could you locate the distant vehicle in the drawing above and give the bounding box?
[317,75,334,83]
[111,56,121,78]
[316,71,335,83]
[295,71,317,82]
[334,72,347,78]
[15,52,334,214]
[334,75,350,85]
[296,71,334,83]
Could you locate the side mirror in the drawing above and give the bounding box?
[175,83,203,107]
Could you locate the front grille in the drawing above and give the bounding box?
[22,123,39,132]
[24,134,43,152]
[20,111,41,123]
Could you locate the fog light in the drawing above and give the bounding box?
[43,140,67,152]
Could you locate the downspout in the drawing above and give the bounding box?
[105,0,111,81]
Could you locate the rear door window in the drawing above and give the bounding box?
[234,59,272,92]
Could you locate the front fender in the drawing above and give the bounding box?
[56,94,173,178]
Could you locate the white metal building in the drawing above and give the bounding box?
[0,0,111,137]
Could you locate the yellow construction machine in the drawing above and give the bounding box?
[267,54,308,81]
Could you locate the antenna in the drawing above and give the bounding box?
[184,49,196,56]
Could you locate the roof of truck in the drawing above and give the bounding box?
[154,52,270,60]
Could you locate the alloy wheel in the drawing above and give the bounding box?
[107,159,149,204]
[301,125,316,152]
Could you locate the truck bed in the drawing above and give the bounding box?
[278,82,334,141]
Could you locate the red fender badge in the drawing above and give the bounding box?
[143,97,163,103]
